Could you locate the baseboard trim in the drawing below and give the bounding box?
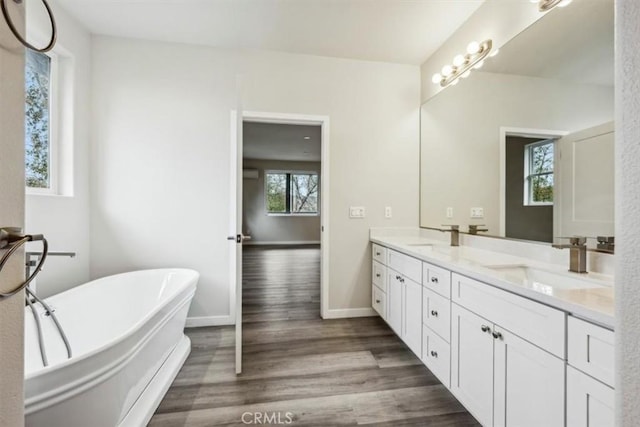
[322,308,377,319]
[186,315,234,328]
[243,240,321,246]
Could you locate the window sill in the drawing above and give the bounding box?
[26,190,73,198]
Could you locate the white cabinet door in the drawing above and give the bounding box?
[493,325,565,427]
[567,366,615,427]
[403,278,422,358]
[451,304,494,427]
[387,271,403,336]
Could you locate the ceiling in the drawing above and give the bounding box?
[243,122,321,162]
[480,0,614,86]
[54,0,484,65]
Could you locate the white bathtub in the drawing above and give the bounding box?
[24,268,198,427]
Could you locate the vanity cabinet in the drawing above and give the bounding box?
[451,303,565,427]
[373,245,422,358]
[370,241,613,427]
[566,317,615,427]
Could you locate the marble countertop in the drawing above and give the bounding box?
[371,235,615,329]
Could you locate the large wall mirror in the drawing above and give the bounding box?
[419,0,614,248]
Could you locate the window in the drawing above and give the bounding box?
[25,49,54,191]
[524,139,554,205]
[266,171,319,215]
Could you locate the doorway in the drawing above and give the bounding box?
[230,111,330,374]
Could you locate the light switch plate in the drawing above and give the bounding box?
[349,206,366,218]
[470,207,484,218]
[446,207,454,219]
[385,206,392,218]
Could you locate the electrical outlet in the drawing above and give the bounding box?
[446,207,454,219]
[470,207,484,218]
[385,206,392,218]
[349,206,366,218]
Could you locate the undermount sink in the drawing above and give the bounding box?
[485,264,609,294]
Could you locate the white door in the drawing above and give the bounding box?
[387,271,403,336]
[567,365,615,427]
[403,278,422,358]
[0,4,27,423]
[451,304,494,427]
[555,121,614,239]
[493,325,565,427]
[230,107,244,374]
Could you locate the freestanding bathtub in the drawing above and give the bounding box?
[24,268,199,427]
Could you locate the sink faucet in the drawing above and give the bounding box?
[552,237,588,274]
[442,225,460,247]
[468,224,489,235]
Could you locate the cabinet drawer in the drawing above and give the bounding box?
[387,249,422,284]
[568,316,614,387]
[372,261,387,293]
[372,244,387,264]
[372,285,387,321]
[423,288,451,342]
[423,327,450,388]
[423,262,451,298]
[451,273,565,358]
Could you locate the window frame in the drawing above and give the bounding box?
[25,49,59,196]
[523,139,554,206]
[264,170,320,216]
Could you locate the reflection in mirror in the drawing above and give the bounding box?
[419,0,614,248]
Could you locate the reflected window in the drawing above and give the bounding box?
[524,140,554,205]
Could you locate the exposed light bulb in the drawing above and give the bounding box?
[467,41,481,55]
[453,55,466,67]
[461,70,471,79]
[441,65,453,77]
[432,73,442,84]
[489,48,499,58]
[558,0,573,6]
[473,60,485,70]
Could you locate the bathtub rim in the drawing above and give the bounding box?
[25,267,198,381]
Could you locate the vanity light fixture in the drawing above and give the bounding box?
[538,0,572,12]
[431,39,494,88]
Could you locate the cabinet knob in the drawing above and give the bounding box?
[376,273,381,278]
[492,331,503,340]
[375,299,381,304]
[400,278,404,283]
[430,310,438,317]
[430,350,438,358]
[376,252,381,256]
[431,277,439,283]
[481,325,490,333]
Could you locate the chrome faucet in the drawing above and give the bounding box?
[468,224,489,235]
[552,237,588,274]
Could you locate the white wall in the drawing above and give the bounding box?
[91,37,420,321]
[420,72,613,234]
[243,159,321,244]
[0,2,26,424]
[615,0,640,424]
[25,0,92,298]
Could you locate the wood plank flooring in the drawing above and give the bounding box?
[149,245,479,426]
